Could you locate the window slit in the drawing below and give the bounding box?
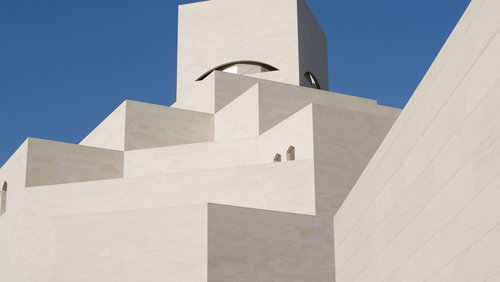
[1,181,7,215]
[287,146,295,161]
[273,154,282,163]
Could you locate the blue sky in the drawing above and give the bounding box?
[0,0,470,165]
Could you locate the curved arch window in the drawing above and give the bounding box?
[196,61,278,81]
[0,181,7,215]
[304,72,321,89]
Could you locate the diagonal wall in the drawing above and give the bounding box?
[334,0,500,280]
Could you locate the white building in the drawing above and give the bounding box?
[334,0,500,281]
[1,0,498,281]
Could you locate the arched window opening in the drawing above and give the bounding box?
[287,146,295,161]
[273,153,282,163]
[0,181,7,216]
[196,61,278,81]
[304,72,321,89]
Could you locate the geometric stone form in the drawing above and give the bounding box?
[81,100,214,151]
[0,1,403,281]
[26,138,124,187]
[333,0,500,281]
[176,0,329,110]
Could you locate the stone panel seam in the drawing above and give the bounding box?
[485,269,500,281]
[358,127,500,281]
[335,3,498,250]
[337,63,500,275]
[423,182,500,281]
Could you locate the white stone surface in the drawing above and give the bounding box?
[50,204,208,282]
[81,100,214,150]
[334,0,500,281]
[80,101,127,150]
[0,0,404,281]
[26,138,124,187]
[125,100,214,150]
[215,84,260,140]
[176,0,329,109]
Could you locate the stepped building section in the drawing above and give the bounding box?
[6,0,498,281]
[0,0,400,281]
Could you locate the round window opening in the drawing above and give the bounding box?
[304,72,321,89]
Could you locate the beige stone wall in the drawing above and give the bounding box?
[125,100,214,150]
[0,0,406,280]
[25,160,317,217]
[177,0,299,101]
[297,0,329,90]
[208,204,332,282]
[0,75,398,281]
[49,204,208,282]
[80,101,127,150]
[312,104,397,217]
[0,141,51,282]
[258,104,315,163]
[173,70,393,116]
[334,0,500,280]
[82,100,214,151]
[0,87,397,281]
[26,138,124,187]
[215,84,260,140]
[124,138,260,178]
[207,102,397,281]
[257,82,397,134]
[176,0,330,110]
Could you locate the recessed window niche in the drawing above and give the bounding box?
[0,181,7,215]
[287,146,295,161]
[273,154,282,163]
[304,72,321,89]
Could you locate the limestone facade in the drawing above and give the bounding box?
[6,0,498,281]
[334,0,500,281]
[0,1,403,281]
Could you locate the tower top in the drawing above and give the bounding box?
[176,0,329,104]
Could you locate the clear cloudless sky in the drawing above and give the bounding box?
[0,0,471,165]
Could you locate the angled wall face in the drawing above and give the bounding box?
[311,104,397,217]
[124,100,214,150]
[298,0,329,90]
[124,138,261,178]
[0,85,397,281]
[49,204,208,282]
[207,103,397,281]
[80,101,127,150]
[26,138,124,187]
[214,84,260,140]
[81,100,214,151]
[334,0,500,281]
[212,72,397,141]
[208,204,333,282]
[0,141,46,282]
[0,1,405,281]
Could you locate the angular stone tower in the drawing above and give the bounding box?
[175,0,329,113]
[0,0,399,281]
